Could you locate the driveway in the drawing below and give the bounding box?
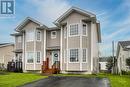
[19,76,110,87]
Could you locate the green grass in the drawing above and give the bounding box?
[55,73,130,87]
[0,72,47,87]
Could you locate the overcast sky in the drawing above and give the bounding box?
[0,0,130,57]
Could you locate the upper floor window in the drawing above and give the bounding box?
[83,24,87,36]
[36,30,41,41]
[36,52,41,63]
[17,36,22,42]
[51,31,57,39]
[70,49,79,62]
[27,52,34,63]
[69,24,78,36]
[26,31,34,41]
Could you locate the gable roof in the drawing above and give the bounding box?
[0,43,14,48]
[15,17,48,31]
[54,6,96,24]
[119,41,130,48]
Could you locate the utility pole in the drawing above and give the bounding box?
[112,41,115,74]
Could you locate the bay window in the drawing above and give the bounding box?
[36,52,41,63]
[69,24,78,36]
[27,52,34,63]
[70,49,79,62]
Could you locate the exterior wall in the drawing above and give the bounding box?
[46,30,60,48]
[0,45,14,68]
[117,46,130,73]
[15,36,22,49]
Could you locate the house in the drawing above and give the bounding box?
[99,57,108,71]
[11,7,101,74]
[117,41,130,73]
[0,43,14,69]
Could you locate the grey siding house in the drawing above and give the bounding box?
[11,7,101,74]
[117,41,130,73]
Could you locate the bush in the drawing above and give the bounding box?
[121,70,130,75]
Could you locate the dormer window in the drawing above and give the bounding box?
[69,24,78,36]
[51,31,57,39]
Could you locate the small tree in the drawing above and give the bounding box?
[126,57,130,66]
[106,56,113,73]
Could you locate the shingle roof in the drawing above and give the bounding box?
[119,41,130,48]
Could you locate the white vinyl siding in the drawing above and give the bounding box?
[64,50,67,63]
[36,52,41,63]
[27,52,34,63]
[51,31,57,39]
[69,24,78,36]
[17,36,22,42]
[64,27,67,38]
[82,49,87,62]
[26,31,34,41]
[69,49,79,62]
[36,30,41,41]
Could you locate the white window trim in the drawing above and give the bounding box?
[26,30,35,42]
[36,30,42,41]
[64,27,67,38]
[82,23,88,36]
[26,51,34,64]
[51,31,57,39]
[69,48,80,63]
[82,48,87,63]
[69,23,80,37]
[36,51,41,64]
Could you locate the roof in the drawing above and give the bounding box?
[118,41,130,48]
[54,6,96,24]
[0,43,14,48]
[15,17,48,31]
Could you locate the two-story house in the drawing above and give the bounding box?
[11,7,101,74]
[117,41,130,74]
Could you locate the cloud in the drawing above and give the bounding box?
[27,0,71,26]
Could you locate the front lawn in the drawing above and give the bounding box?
[0,72,47,87]
[56,73,130,87]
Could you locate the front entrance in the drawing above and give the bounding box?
[52,51,59,65]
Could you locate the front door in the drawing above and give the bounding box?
[52,51,59,65]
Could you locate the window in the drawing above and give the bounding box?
[17,36,22,42]
[83,49,87,62]
[70,49,79,62]
[51,31,57,39]
[36,52,41,63]
[27,52,34,63]
[64,27,67,38]
[69,24,78,36]
[26,31,34,41]
[83,24,87,36]
[36,30,41,41]
[64,50,67,63]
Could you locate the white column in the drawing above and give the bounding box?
[91,22,94,72]
[43,29,46,61]
[25,32,27,70]
[34,29,36,70]
[80,20,82,71]
[66,22,69,70]
[22,32,25,71]
[60,26,63,70]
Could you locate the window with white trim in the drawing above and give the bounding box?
[36,52,41,63]
[36,30,41,41]
[27,52,34,63]
[17,36,22,42]
[83,24,87,36]
[69,24,78,36]
[26,31,34,41]
[70,49,79,62]
[51,31,57,39]
[83,49,87,62]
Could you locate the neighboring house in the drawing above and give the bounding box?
[117,41,130,73]
[0,43,14,68]
[99,57,108,71]
[11,7,101,74]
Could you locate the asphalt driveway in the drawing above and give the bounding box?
[19,76,110,87]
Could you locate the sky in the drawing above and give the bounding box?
[0,0,130,57]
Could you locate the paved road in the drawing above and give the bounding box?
[19,76,110,87]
